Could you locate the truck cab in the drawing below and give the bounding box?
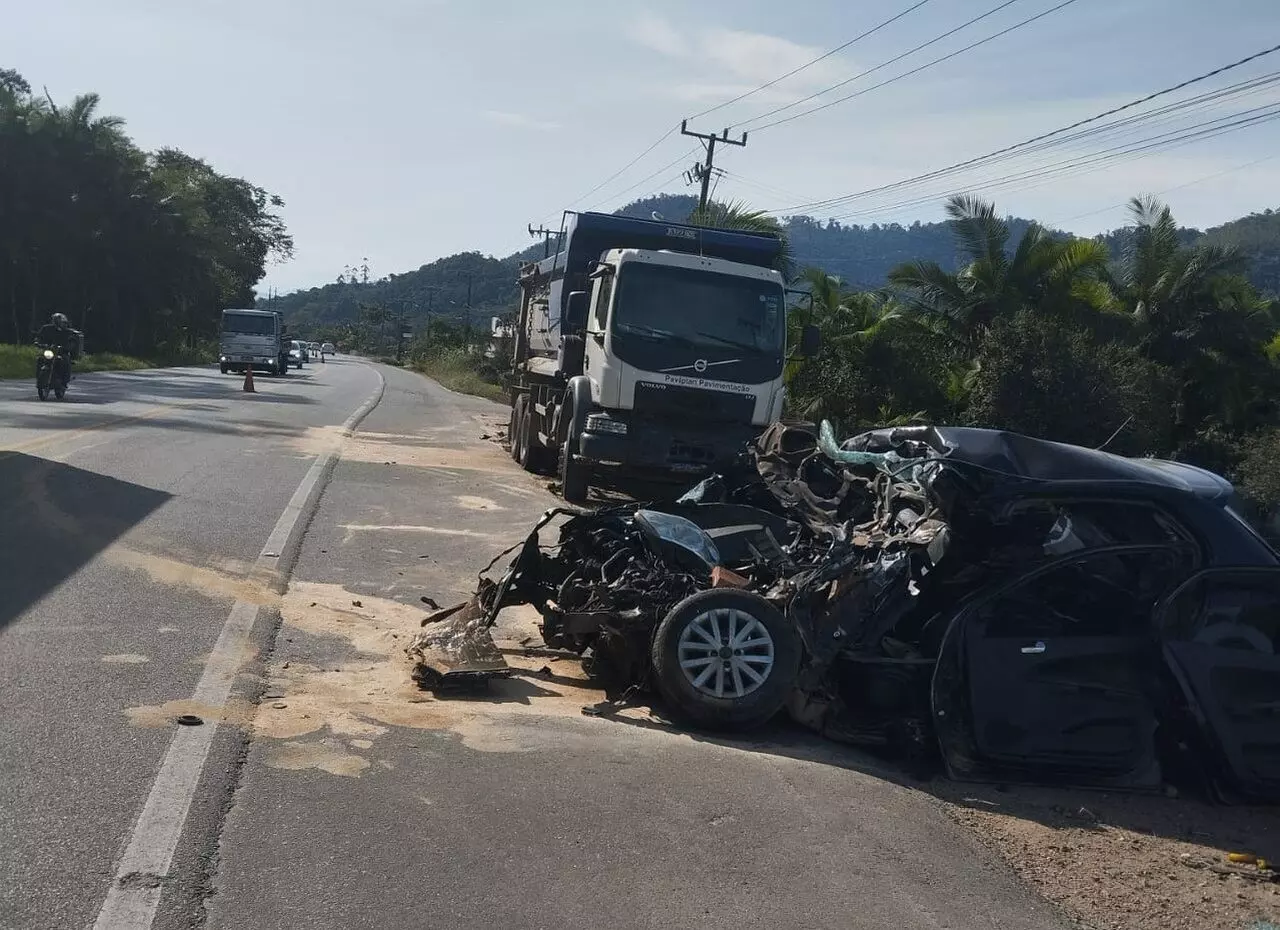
[576,248,787,473]
[508,211,815,504]
[220,308,288,376]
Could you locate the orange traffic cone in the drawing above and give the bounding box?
[242,366,256,393]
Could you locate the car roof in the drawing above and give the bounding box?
[849,426,1235,505]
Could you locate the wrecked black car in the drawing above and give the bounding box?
[411,422,1280,802]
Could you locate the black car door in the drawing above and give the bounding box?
[936,545,1195,782]
[1156,568,1280,802]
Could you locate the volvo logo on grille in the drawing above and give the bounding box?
[660,357,740,374]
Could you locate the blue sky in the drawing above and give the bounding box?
[5,0,1279,293]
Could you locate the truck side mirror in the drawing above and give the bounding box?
[799,324,822,358]
[565,291,588,331]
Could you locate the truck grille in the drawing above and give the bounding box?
[633,381,755,425]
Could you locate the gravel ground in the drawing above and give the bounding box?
[934,781,1280,930]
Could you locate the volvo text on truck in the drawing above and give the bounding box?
[507,211,818,503]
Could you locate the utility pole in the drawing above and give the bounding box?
[527,224,560,258]
[464,274,472,345]
[681,120,747,211]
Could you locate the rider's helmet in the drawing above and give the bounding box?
[51,313,69,330]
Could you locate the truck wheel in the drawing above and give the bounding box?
[510,395,529,463]
[558,419,589,504]
[651,589,801,731]
[220,363,228,375]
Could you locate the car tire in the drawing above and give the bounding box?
[651,588,801,731]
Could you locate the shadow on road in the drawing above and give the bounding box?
[0,452,171,632]
[549,673,1280,875]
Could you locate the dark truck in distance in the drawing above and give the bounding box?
[506,211,818,503]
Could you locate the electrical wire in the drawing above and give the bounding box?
[748,0,1080,133]
[685,0,935,123]
[826,109,1280,223]
[822,103,1280,223]
[584,146,701,213]
[816,74,1280,219]
[732,0,1029,131]
[560,125,680,214]
[773,41,1280,213]
[1051,152,1280,226]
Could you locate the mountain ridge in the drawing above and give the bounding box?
[264,194,1280,332]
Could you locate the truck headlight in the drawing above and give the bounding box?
[586,414,627,436]
[43,349,55,359]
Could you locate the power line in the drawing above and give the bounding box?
[818,74,1280,220]
[749,0,1081,133]
[823,103,1280,223]
[560,125,680,214]
[1051,152,1280,227]
[685,0,935,122]
[774,41,1280,213]
[732,0,1028,131]
[584,146,701,212]
[827,107,1280,222]
[544,1,934,219]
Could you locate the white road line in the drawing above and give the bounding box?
[92,368,386,930]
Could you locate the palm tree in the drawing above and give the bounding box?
[889,195,1110,356]
[690,199,793,278]
[785,267,906,420]
[1110,196,1276,434]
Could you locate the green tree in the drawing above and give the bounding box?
[0,69,291,355]
[965,309,1176,456]
[888,195,1110,356]
[1108,197,1278,441]
[690,199,793,278]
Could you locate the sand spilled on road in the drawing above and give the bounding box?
[103,545,279,607]
[245,583,656,777]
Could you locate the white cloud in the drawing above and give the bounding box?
[480,110,560,132]
[628,12,688,57]
[701,29,847,87]
[665,82,804,106]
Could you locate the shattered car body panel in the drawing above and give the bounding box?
[410,421,1280,801]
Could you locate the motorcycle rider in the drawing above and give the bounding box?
[36,313,81,381]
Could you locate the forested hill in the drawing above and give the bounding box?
[266,193,1280,335]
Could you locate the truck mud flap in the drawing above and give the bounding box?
[409,599,510,691]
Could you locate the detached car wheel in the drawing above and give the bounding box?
[651,588,800,731]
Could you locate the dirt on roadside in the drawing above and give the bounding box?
[932,781,1280,930]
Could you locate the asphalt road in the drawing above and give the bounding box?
[1,360,1067,930]
[0,359,381,930]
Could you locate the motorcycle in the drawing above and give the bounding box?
[35,344,71,401]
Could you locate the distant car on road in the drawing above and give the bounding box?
[288,340,308,368]
[321,342,336,357]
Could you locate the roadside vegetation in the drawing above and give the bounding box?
[320,193,1280,527]
[0,68,291,358]
[0,343,212,380]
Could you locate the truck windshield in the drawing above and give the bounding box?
[611,263,784,353]
[223,313,275,336]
